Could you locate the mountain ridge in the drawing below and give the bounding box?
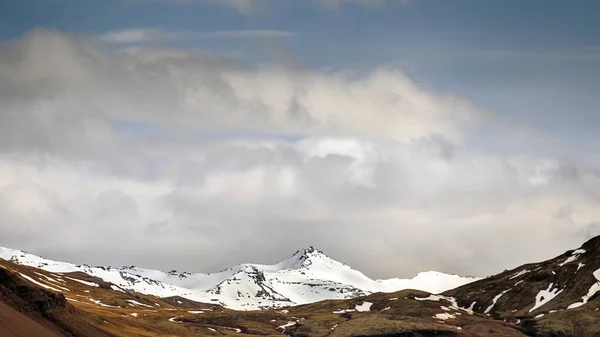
[0,245,478,310]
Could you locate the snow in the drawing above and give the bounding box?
[66,277,100,287]
[567,268,600,309]
[388,297,398,301]
[130,313,138,317]
[111,285,126,293]
[89,298,120,308]
[434,313,455,320]
[34,272,64,284]
[509,270,530,279]
[567,302,585,309]
[559,249,586,267]
[355,301,373,312]
[278,320,298,332]
[168,317,180,323]
[535,314,545,318]
[0,245,478,311]
[188,310,204,314]
[485,289,511,314]
[333,308,355,314]
[577,263,585,272]
[415,295,477,315]
[127,300,153,308]
[17,273,65,293]
[207,328,217,332]
[529,283,563,312]
[382,306,391,311]
[415,295,475,315]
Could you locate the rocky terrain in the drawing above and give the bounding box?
[445,235,600,336]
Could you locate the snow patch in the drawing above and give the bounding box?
[415,295,475,315]
[509,270,530,279]
[111,285,126,293]
[277,321,297,332]
[18,273,66,293]
[529,283,563,312]
[434,313,456,320]
[485,289,511,314]
[127,300,153,308]
[559,249,586,267]
[89,298,120,308]
[355,301,372,312]
[567,268,600,309]
[66,277,100,287]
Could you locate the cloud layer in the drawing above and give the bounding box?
[1,29,599,278]
[99,28,297,44]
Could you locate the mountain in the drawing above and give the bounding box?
[0,257,526,337]
[0,245,477,310]
[3,237,600,336]
[444,235,600,336]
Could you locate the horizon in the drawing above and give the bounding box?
[1,0,600,280]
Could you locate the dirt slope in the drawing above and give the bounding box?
[0,300,64,337]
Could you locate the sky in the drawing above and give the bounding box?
[0,0,599,279]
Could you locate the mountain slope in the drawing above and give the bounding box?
[0,246,477,310]
[444,235,600,336]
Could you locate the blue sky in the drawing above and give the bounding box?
[1,1,600,276]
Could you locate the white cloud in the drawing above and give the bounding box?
[100,28,173,44]
[0,29,598,278]
[207,29,297,38]
[318,0,410,8]
[99,28,296,44]
[141,0,410,14]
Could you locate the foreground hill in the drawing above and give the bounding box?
[0,246,477,310]
[445,236,600,336]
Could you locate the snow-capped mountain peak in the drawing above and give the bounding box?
[276,246,335,270]
[0,244,478,310]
